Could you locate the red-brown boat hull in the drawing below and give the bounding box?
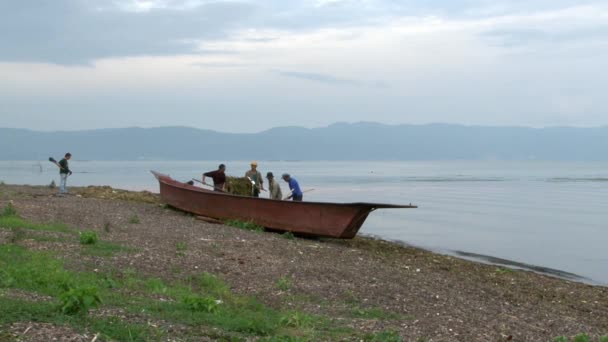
[152,171,416,239]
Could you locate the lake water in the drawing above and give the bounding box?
[1,160,607,285]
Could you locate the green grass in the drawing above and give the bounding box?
[554,335,608,342]
[224,219,265,232]
[3,201,17,216]
[277,276,292,291]
[0,215,73,234]
[363,330,403,342]
[81,241,135,257]
[0,216,391,340]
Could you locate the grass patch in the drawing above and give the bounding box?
[224,219,265,232]
[79,231,98,245]
[277,276,292,291]
[0,215,73,234]
[0,221,386,340]
[81,241,134,257]
[282,232,295,240]
[128,214,140,224]
[3,201,17,216]
[495,267,515,275]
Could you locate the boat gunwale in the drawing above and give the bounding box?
[151,170,417,209]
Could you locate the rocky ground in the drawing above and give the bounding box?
[0,184,606,341]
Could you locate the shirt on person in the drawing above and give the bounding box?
[288,178,302,196]
[245,170,263,189]
[269,179,282,200]
[58,158,71,174]
[203,170,226,188]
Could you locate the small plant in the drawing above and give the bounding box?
[128,215,140,224]
[276,276,292,291]
[9,226,26,243]
[495,267,514,275]
[182,295,219,313]
[0,180,5,186]
[364,330,403,342]
[279,311,313,328]
[176,242,187,251]
[59,285,102,315]
[224,219,264,232]
[48,180,56,188]
[573,334,591,342]
[103,221,111,233]
[282,232,295,240]
[2,201,17,216]
[601,336,608,342]
[79,231,99,245]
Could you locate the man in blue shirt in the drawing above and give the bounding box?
[282,173,303,201]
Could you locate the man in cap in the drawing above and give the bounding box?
[282,173,303,201]
[245,161,264,197]
[266,172,282,200]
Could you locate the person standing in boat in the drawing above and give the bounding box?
[282,173,303,201]
[202,164,226,192]
[266,172,282,200]
[245,161,264,197]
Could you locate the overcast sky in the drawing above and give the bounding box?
[1,0,607,132]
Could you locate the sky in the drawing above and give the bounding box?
[1,0,607,132]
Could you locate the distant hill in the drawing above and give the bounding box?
[1,123,607,161]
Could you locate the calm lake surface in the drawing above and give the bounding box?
[2,160,607,285]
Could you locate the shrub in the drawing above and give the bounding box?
[2,201,17,216]
[59,285,102,315]
[79,231,98,245]
[48,180,56,188]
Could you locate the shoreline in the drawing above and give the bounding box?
[1,183,607,340]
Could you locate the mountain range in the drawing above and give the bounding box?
[1,123,607,161]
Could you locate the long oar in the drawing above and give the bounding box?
[283,188,315,200]
[191,178,224,192]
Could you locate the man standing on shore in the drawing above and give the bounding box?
[266,172,282,200]
[245,161,264,197]
[202,164,227,192]
[282,173,303,201]
[58,153,72,195]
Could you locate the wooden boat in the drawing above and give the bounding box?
[152,171,417,239]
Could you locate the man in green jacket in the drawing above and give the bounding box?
[245,161,264,197]
[58,153,72,195]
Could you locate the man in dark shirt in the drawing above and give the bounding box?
[58,153,72,195]
[203,164,227,192]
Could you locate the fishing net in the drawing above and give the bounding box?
[225,176,254,196]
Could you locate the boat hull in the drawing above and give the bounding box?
[152,171,416,239]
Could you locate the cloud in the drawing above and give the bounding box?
[273,70,358,85]
[0,0,255,64]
